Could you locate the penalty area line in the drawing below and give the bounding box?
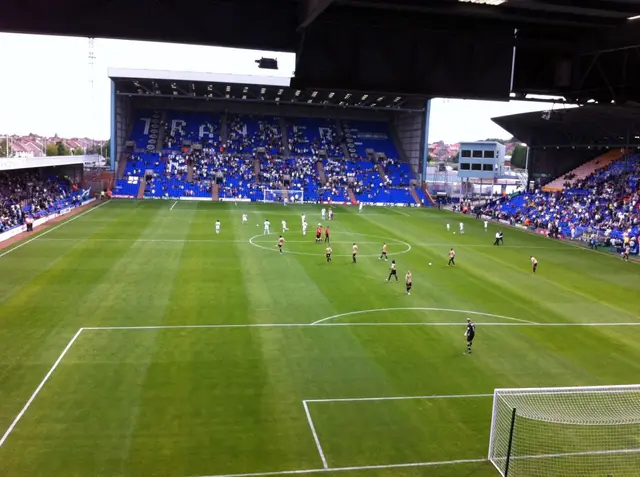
[302,401,329,469]
[80,322,640,331]
[0,328,84,448]
[385,206,410,216]
[170,201,178,210]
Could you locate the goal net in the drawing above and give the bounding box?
[488,385,640,477]
[263,189,304,204]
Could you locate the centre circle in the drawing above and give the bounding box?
[248,231,412,257]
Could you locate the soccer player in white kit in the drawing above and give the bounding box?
[484,220,488,231]
[263,219,271,234]
[321,208,326,220]
[446,223,450,232]
[282,220,288,232]
[302,220,308,236]
[242,213,248,225]
[459,222,464,234]
[301,214,306,225]
[215,220,221,234]
[359,202,363,213]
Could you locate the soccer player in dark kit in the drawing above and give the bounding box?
[386,260,398,282]
[464,317,475,354]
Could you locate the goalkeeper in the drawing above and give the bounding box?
[464,317,475,354]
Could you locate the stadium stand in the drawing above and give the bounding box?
[0,170,86,233]
[542,149,626,192]
[117,109,422,206]
[482,154,640,249]
[342,120,400,160]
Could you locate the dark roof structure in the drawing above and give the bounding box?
[4,1,640,101]
[492,105,640,148]
[109,69,423,112]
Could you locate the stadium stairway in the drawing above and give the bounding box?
[281,186,289,202]
[348,187,358,205]
[376,161,386,181]
[212,183,219,201]
[317,160,327,185]
[187,159,194,182]
[410,186,423,206]
[542,149,627,192]
[156,111,167,153]
[335,120,352,159]
[116,153,129,179]
[221,114,228,143]
[421,183,436,206]
[137,178,147,199]
[280,118,290,156]
[253,159,261,183]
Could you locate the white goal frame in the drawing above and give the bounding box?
[488,384,640,477]
[262,189,304,204]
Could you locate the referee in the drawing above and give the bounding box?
[464,318,476,354]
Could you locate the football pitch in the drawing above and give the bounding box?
[0,199,639,477]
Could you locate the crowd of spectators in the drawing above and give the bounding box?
[481,156,640,243]
[227,116,283,155]
[288,124,342,158]
[0,171,81,233]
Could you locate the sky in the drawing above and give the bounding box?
[0,32,559,144]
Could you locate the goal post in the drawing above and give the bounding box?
[488,385,640,477]
[262,189,304,204]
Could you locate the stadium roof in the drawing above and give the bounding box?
[492,105,640,148]
[109,68,423,112]
[0,0,640,104]
[6,1,640,101]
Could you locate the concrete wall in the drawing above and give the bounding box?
[115,94,132,164]
[393,112,424,174]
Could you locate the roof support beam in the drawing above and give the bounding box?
[299,0,335,30]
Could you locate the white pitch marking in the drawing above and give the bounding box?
[385,206,410,217]
[82,322,640,331]
[249,232,412,258]
[0,328,84,448]
[33,238,588,252]
[170,201,178,210]
[311,307,538,325]
[0,201,110,260]
[189,457,486,477]
[302,401,328,469]
[304,392,492,404]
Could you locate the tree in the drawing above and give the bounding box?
[56,141,69,156]
[511,144,527,169]
[0,139,10,157]
[46,143,59,156]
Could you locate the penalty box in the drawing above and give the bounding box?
[0,325,496,476]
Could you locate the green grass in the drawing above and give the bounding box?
[0,200,639,477]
